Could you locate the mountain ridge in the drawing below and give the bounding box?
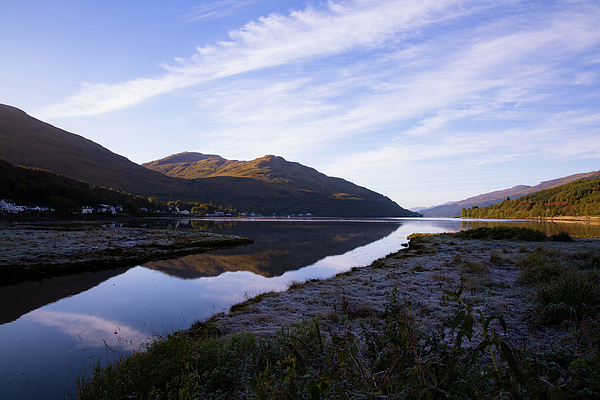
[142,151,418,216]
[0,104,416,217]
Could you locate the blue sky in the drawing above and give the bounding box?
[2,0,599,208]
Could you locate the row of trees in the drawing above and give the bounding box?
[462,177,600,218]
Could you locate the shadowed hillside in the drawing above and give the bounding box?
[0,104,417,217]
[0,104,199,198]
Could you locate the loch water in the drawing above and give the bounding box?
[1,217,599,399]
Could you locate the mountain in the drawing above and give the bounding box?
[143,152,419,217]
[0,104,415,217]
[421,171,600,217]
[0,104,199,199]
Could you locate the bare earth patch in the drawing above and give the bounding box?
[208,233,600,353]
[0,224,252,285]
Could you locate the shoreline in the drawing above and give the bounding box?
[0,225,253,286]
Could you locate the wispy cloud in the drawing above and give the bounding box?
[37,0,479,118]
[179,1,255,22]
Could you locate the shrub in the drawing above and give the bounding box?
[549,231,573,242]
[457,226,547,241]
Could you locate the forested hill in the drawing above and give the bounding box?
[420,170,600,217]
[461,176,600,219]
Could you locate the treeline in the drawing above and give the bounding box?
[462,176,600,219]
[0,159,237,216]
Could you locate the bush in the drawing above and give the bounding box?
[457,226,547,241]
[549,231,573,242]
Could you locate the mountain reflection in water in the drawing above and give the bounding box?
[143,220,400,279]
[0,268,129,325]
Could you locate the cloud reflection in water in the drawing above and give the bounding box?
[24,309,151,349]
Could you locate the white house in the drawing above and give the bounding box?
[97,204,116,214]
[1,199,18,213]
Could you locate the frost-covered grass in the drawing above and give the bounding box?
[0,225,252,285]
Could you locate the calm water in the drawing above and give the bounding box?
[1,217,598,399]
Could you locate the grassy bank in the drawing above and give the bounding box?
[0,225,253,285]
[73,227,600,399]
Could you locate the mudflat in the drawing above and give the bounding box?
[0,224,253,285]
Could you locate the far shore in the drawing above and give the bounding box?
[538,215,600,223]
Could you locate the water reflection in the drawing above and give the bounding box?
[143,220,401,279]
[460,219,600,237]
[24,310,147,349]
[0,268,129,325]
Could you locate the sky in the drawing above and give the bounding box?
[1,0,599,209]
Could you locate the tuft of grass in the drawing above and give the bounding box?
[462,261,489,275]
[230,290,278,313]
[287,279,306,290]
[538,273,600,324]
[517,252,563,284]
[411,264,426,273]
[575,249,600,270]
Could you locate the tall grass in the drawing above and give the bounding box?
[76,286,600,399]
[538,273,600,324]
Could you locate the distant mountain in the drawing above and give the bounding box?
[0,104,415,217]
[421,171,600,217]
[143,152,419,217]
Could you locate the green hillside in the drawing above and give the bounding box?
[0,105,416,217]
[461,176,600,218]
[421,170,600,217]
